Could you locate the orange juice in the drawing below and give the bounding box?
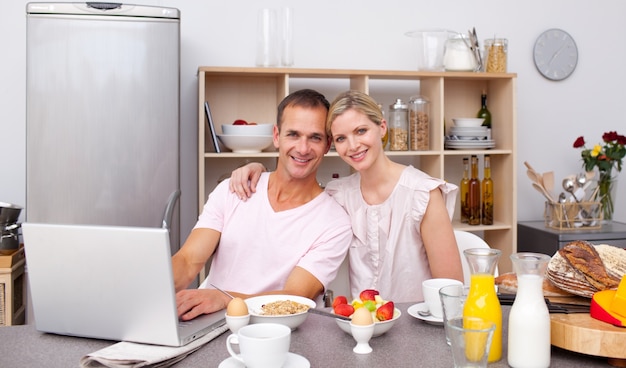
[463,273,502,362]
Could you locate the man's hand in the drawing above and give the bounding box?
[229,162,266,200]
[176,289,230,321]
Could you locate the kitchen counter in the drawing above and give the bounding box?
[0,303,613,367]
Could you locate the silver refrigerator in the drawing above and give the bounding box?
[26,3,181,253]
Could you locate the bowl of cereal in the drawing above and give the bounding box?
[244,295,316,330]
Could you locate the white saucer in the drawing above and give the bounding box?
[218,352,310,368]
[407,302,444,326]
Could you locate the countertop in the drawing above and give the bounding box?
[0,303,614,367]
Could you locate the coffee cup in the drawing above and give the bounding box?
[226,323,291,368]
[422,278,463,319]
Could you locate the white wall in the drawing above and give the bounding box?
[2,0,625,241]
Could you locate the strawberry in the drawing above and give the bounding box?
[233,119,248,125]
[375,301,395,321]
[359,289,380,302]
[334,303,355,317]
[332,295,348,309]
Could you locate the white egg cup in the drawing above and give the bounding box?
[225,313,250,334]
[350,323,374,354]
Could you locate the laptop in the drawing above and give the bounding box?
[22,223,226,346]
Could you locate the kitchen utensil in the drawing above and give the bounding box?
[0,202,22,225]
[542,171,555,194]
[210,282,235,299]
[307,307,351,321]
[563,178,591,221]
[533,182,553,202]
[558,192,571,228]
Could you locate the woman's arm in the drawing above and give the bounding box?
[421,188,464,282]
[229,162,267,200]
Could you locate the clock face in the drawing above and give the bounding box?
[533,29,578,81]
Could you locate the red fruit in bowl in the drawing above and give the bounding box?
[233,119,248,125]
[359,289,379,301]
[376,301,395,321]
[334,303,355,317]
[332,295,348,308]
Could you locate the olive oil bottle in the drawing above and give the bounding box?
[460,157,470,223]
[468,155,481,225]
[482,155,494,225]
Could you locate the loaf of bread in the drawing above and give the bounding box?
[546,241,626,298]
[495,272,575,297]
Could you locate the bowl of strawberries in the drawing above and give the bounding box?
[332,289,401,337]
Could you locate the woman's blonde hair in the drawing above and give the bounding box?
[326,90,384,136]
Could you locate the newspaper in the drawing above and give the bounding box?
[80,323,228,368]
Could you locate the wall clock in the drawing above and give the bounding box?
[533,28,578,81]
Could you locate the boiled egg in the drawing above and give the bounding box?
[351,306,374,325]
[226,297,249,316]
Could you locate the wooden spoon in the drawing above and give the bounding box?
[532,182,554,202]
[542,171,555,194]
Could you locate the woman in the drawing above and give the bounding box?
[230,90,462,302]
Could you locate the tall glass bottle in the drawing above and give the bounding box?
[468,155,481,225]
[507,253,551,368]
[463,248,502,363]
[460,157,470,223]
[477,91,492,128]
[482,155,494,225]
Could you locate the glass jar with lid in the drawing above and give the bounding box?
[408,95,430,150]
[388,99,409,151]
[484,38,508,72]
[443,35,477,71]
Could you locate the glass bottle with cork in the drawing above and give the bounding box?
[468,155,481,225]
[482,155,494,225]
[476,91,491,129]
[460,157,470,223]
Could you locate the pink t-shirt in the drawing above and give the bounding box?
[325,166,458,302]
[195,173,352,294]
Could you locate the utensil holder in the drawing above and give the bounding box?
[544,201,602,230]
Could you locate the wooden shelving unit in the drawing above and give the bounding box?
[197,67,517,272]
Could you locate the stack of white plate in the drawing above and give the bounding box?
[445,126,495,149]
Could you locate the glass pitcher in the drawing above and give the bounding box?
[507,253,551,368]
[462,248,502,363]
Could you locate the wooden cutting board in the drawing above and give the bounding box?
[551,313,626,365]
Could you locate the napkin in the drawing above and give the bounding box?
[80,323,228,368]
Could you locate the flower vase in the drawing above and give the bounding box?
[596,168,618,223]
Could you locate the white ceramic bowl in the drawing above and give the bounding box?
[334,308,401,337]
[217,134,273,153]
[245,295,316,330]
[221,123,274,136]
[452,118,485,128]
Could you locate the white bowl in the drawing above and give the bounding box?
[221,123,274,136]
[245,295,316,330]
[334,308,401,337]
[452,118,485,128]
[217,134,273,153]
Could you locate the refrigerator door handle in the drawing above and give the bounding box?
[162,190,181,230]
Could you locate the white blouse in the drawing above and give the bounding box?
[325,166,458,302]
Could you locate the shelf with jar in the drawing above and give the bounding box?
[197,66,517,272]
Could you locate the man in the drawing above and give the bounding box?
[173,89,352,321]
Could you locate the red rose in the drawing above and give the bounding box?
[573,136,585,148]
[603,131,618,143]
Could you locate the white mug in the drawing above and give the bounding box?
[422,278,463,318]
[226,323,290,368]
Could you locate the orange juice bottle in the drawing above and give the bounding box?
[462,248,502,363]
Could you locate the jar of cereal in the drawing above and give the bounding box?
[408,95,430,150]
[388,99,409,151]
